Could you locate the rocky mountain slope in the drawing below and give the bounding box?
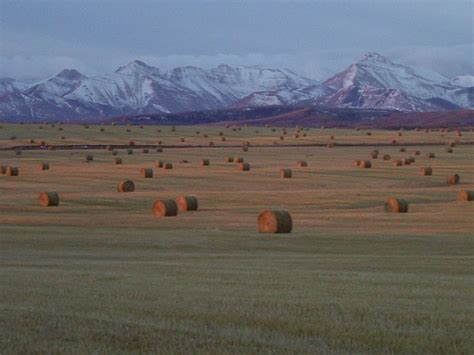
[0,53,472,121]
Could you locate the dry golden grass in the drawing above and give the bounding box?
[1,124,474,353]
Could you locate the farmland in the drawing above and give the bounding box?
[1,123,473,353]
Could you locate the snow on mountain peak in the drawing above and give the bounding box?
[361,52,392,64]
[115,60,160,76]
[451,75,474,88]
[0,55,472,121]
[55,69,87,80]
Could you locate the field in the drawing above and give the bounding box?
[1,123,474,353]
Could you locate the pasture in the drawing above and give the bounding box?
[1,123,473,353]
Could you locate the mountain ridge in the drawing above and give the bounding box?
[0,52,472,122]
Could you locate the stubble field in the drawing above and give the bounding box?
[1,124,473,353]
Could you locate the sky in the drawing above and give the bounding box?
[1,0,472,80]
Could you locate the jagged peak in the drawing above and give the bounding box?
[55,69,87,80]
[115,60,159,75]
[360,52,393,64]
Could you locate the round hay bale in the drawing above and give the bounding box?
[176,196,198,211]
[225,156,234,163]
[156,147,163,153]
[279,136,284,140]
[294,134,299,138]
[129,140,135,146]
[100,128,105,132]
[427,152,435,158]
[236,157,244,163]
[85,154,93,161]
[6,167,18,176]
[458,190,473,201]
[38,192,59,207]
[280,168,292,178]
[359,160,371,168]
[127,149,133,155]
[445,147,453,153]
[400,147,406,152]
[29,139,35,144]
[420,167,432,176]
[180,138,185,142]
[209,141,215,146]
[38,162,49,171]
[61,136,65,140]
[112,150,118,156]
[393,159,402,166]
[221,137,226,142]
[413,150,420,156]
[449,142,456,147]
[398,132,402,136]
[140,168,153,178]
[258,210,292,234]
[117,180,135,192]
[371,152,379,159]
[203,134,209,138]
[383,154,391,160]
[219,131,224,136]
[142,149,149,154]
[163,162,173,169]
[296,160,307,167]
[115,158,122,164]
[366,132,372,136]
[201,159,210,166]
[330,135,335,140]
[156,160,164,168]
[384,197,408,213]
[239,162,250,171]
[447,174,460,185]
[153,199,178,217]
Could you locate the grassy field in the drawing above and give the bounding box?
[1,124,473,353]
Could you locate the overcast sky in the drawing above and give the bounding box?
[1,0,472,80]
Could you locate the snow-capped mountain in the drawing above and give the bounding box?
[0,53,472,121]
[319,52,473,111]
[451,75,474,88]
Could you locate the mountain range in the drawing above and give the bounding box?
[0,52,472,122]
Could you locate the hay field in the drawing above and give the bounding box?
[1,124,474,353]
